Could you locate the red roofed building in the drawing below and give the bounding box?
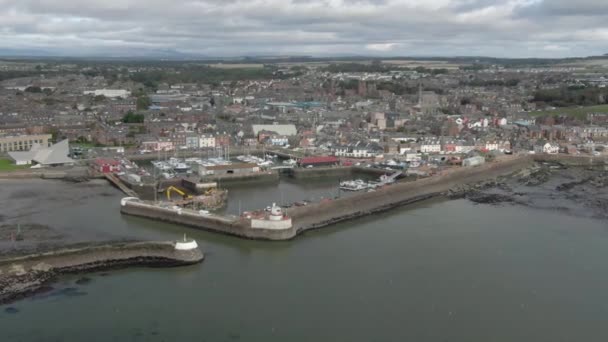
[93,158,121,173]
[298,156,339,167]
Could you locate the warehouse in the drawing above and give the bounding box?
[462,156,486,167]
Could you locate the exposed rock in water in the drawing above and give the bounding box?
[556,178,592,191]
[448,179,506,199]
[4,307,19,314]
[466,192,517,204]
[520,167,551,186]
[449,163,608,220]
[75,276,92,285]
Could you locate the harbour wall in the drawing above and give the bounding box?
[0,241,204,304]
[289,166,353,179]
[120,201,296,240]
[0,167,89,180]
[532,154,608,166]
[202,171,279,184]
[287,155,535,231]
[289,166,388,179]
[121,156,532,241]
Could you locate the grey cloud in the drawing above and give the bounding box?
[0,0,607,57]
[522,0,608,16]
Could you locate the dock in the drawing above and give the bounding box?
[104,173,139,198]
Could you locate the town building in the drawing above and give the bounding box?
[252,124,297,137]
[92,158,121,173]
[199,134,216,148]
[142,140,174,152]
[83,89,130,98]
[420,140,442,154]
[334,142,381,158]
[0,134,52,153]
[8,139,74,167]
[535,142,559,154]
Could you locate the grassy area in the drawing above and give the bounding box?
[530,104,608,120]
[0,158,29,171]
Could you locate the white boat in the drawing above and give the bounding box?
[173,162,191,172]
[340,179,369,191]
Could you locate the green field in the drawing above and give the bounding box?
[0,158,29,171]
[530,104,608,120]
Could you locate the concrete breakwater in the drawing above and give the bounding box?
[287,155,535,232]
[120,200,296,240]
[289,166,353,179]
[0,167,89,180]
[202,171,279,184]
[0,241,203,304]
[532,154,608,167]
[121,156,533,241]
[289,165,394,179]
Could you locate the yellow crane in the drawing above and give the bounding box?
[166,186,193,201]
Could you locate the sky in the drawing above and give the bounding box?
[1,0,608,58]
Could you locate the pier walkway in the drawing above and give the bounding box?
[104,173,139,198]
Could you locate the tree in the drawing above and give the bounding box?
[25,86,42,93]
[94,95,106,102]
[136,95,151,110]
[122,111,145,123]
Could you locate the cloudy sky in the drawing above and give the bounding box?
[1,0,607,57]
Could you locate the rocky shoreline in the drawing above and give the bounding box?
[448,162,608,220]
[0,241,203,305]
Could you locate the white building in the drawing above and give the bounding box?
[8,139,74,167]
[268,136,289,147]
[199,135,216,148]
[252,124,297,137]
[535,142,559,154]
[83,89,130,98]
[462,156,486,167]
[455,145,476,154]
[334,142,380,158]
[420,141,441,154]
[404,153,422,162]
[485,142,499,151]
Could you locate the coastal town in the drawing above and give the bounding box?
[1,58,606,181]
[5,0,608,339]
[1,56,607,303]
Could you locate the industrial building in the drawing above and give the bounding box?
[462,156,486,167]
[0,134,52,153]
[83,89,130,98]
